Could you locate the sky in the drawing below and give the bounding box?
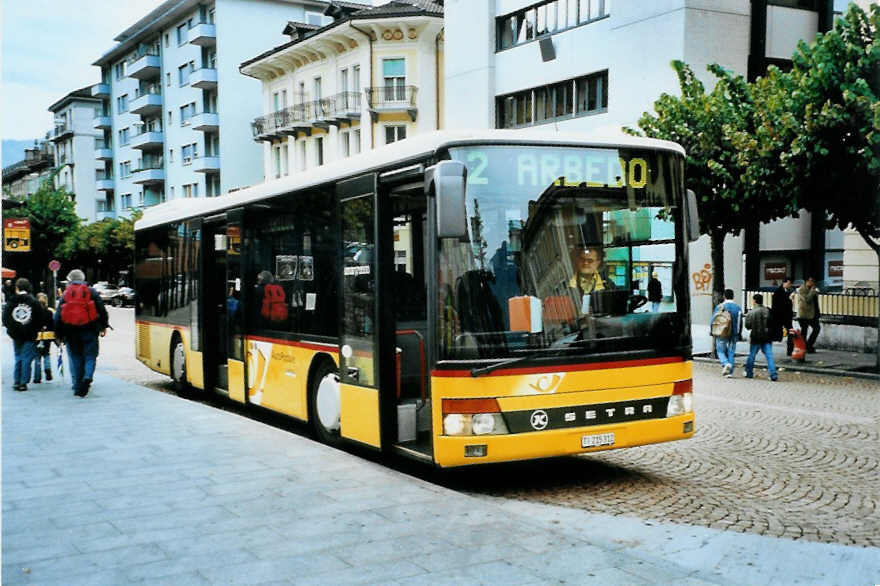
[1,0,163,141]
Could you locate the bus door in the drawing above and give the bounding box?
[336,174,392,450]
[201,211,246,401]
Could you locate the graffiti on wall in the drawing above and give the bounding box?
[692,263,713,295]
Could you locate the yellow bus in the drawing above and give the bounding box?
[134,130,698,467]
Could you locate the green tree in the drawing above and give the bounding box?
[59,212,139,283]
[20,171,80,286]
[743,4,880,368]
[625,61,795,303]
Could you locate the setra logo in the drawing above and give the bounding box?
[530,410,549,430]
[528,374,562,394]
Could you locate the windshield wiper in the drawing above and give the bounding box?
[470,355,532,377]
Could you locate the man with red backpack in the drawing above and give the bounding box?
[55,270,109,397]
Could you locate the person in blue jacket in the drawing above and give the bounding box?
[712,289,742,378]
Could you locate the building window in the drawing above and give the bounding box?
[298,141,307,171]
[170,186,175,199]
[353,129,361,154]
[177,23,188,45]
[382,58,406,101]
[119,128,130,146]
[182,143,197,165]
[119,161,132,178]
[385,125,406,144]
[282,144,289,176]
[313,77,322,100]
[340,130,350,158]
[182,183,198,198]
[315,137,324,166]
[116,94,128,113]
[496,0,610,51]
[496,70,608,129]
[121,193,132,209]
[169,148,174,163]
[353,65,360,92]
[114,61,126,80]
[178,64,189,86]
[164,33,170,47]
[166,72,171,87]
[273,146,282,178]
[180,102,196,125]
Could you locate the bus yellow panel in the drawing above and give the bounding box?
[228,359,245,403]
[340,383,381,448]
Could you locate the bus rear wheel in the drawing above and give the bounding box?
[170,335,190,395]
[308,361,342,447]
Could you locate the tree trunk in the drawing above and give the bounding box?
[710,229,726,307]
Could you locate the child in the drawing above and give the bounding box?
[32,292,56,383]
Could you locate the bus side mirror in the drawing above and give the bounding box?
[429,161,468,240]
[685,189,700,242]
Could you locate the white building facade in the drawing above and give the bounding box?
[91,0,346,216]
[240,1,443,179]
[47,88,104,222]
[444,0,875,326]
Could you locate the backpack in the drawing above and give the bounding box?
[260,284,288,322]
[60,284,99,327]
[710,305,732,338]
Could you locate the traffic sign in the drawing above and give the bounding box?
[49,260,61,272]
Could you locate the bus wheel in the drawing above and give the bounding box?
[170,335,190,395]
[309,361,342,446]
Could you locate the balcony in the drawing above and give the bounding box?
[191,111,219,132]
[96,176,115,191]
[365,85,418,122]
[132,161,164,185]
[131,130,164,150]
[130,89,162,116]
[127,50,161,80]
[333,92,361,122]
[49,124,73,143]
[190,67,217,90]
[93,112,112,130]
[91,83,111,98]
[188,22,216,46]
[97,210,116,220]
[192,155,220,173]
[94,145,113,161]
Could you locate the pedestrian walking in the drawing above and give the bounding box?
[31,292,56,383]
[771,277,795,356]
[796,276,821,353]
[647,271,663,312]
[744,293,778,381]
[55,269,109,397]
[2,278,44,391]
[711,289,742,378]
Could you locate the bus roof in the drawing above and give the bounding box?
[135,129,685,231]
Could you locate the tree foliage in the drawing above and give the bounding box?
[20,171,80,282]
[59,210,140,282]
[741,3,880,254]
[625,61,795,300]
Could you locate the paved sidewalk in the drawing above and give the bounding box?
[3,349,879,585]
[692,326,879,380]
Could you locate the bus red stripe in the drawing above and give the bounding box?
[246,335,338,354]
[431,356,683,378]
[135,320,191,330]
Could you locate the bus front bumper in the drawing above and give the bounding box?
[432,414,695,467]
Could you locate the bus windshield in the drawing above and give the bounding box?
[440,145,690,362]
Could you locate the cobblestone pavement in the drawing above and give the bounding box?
[100,308,880,548]
[453,365,880,547]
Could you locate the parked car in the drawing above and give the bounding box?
[112,287,136,307]
[92,282,119,303]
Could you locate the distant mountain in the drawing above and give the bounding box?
[2,139,39,169]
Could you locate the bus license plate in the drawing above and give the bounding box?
[581,432,614,448]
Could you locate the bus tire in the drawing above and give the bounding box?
[308,359,342,447]
[170,334,191,395]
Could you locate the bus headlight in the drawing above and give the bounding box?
[666,392,693,417]
[471,413,508,435]
[443,413,470,436]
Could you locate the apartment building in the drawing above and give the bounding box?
[91,0,345,216]
[240,0,443,179]
[1,141,55,201]
[47,87,104,221]
[444,0,874,323]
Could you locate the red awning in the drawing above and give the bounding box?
[1,267,16,279]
